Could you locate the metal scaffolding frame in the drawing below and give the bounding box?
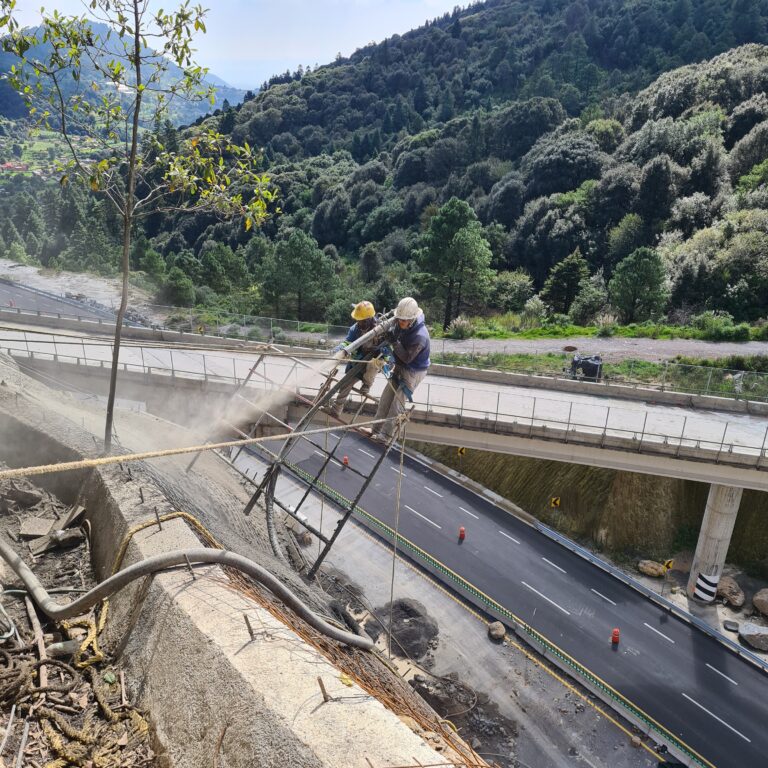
[189,326,402,579]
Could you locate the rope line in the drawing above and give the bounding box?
[0,419,390,481]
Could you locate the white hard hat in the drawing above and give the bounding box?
[394,296,420,321]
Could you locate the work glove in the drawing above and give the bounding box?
[332,341,349,357]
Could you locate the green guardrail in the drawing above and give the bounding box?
[286,459,710,768]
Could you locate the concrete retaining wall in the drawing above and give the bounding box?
[0,368,448,768]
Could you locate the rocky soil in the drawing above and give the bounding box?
[0,466,156,768]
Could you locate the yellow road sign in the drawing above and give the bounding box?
[664,559,674,570]
[550,496,561,508]
[457,447,466,457]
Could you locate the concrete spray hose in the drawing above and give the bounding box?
[0,537,373,651]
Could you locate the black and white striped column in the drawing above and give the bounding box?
[692,572,719,603]
[687,484,743,602]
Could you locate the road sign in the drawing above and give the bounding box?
[664,559,674,570]
[550,496,561,508]
[457,447,466,457]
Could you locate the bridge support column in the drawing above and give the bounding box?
[687,484,742,602]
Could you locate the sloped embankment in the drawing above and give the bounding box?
[411,443,768,578]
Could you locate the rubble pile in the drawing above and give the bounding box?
[0,466,156,767]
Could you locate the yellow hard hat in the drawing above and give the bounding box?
[351,301,376,321]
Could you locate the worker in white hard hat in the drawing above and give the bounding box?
[368,296,431,441]
[329,300,388,417]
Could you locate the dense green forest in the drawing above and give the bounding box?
[3,0,768,339]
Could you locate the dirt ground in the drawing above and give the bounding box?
[0,466,155,768]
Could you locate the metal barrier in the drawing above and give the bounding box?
[537,524,768,676]
[4,296,768,402]
[281,458,710,767]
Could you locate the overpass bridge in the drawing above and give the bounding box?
[1,325,766,605]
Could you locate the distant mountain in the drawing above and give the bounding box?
[0,22,246,127]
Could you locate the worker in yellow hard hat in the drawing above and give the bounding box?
[329,301,385,417]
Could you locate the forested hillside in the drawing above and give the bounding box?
[0,22,245,126]
[3,0,768,338]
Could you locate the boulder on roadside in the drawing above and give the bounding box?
[739,621,768,652]
[717,575,745,608]
[638,560,666,578]
[753,588,768,617]
[488,621,506,642]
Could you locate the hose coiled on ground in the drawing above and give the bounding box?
[0,537,373,651]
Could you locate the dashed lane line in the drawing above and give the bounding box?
[459,506,479,519]
[404,504,441,529]
[499,530,519,543]
[390,466,408,478]
[590,588,617,606]
[681,693,751,743]
[424,486,444,498]
[643,622,675,644]
[705,663,738,686]
[542,557,567,574]
[521,581,571,615]
[357,448,375,459]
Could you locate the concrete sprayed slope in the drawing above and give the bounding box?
[0,355,462,768]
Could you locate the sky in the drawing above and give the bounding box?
[12,1,463,89]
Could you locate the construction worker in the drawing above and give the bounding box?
[329,301,385,417]
[368,296,430,442]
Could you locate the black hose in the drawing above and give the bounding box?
[0,536,373,651]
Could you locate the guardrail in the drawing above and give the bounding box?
[537,524,768,676]
[3,333,768,471]
[279,456,709,767]
[5,292,768,404]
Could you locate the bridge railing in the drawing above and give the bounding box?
[3,332,768,467]
[5,294,768,402]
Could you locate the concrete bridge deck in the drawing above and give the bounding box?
[3,327,768,491]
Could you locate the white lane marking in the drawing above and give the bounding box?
[404,504,441,529]
[681,693,751,742]
[590,588,617,606]
[521,582,571,615]
[459,506,479,519]
[358,448,375,459]
[542,557,567,574]
[643,622,675,644]
[389,466,408,478]
[329,434,340,440]
[313,450,325,458]
[499,530,519,543]
[706,663,738,686]
[424,486,444,498]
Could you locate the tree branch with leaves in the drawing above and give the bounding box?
[0,0,277,452]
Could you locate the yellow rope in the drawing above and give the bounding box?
[0,418,387,481]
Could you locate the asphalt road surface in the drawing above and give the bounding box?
[258,429,768,768]
[0,281,114,321]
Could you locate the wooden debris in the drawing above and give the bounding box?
[3,484,42,509]
[18,519,55,540]
[59,506,86,531]
[29,529,85,557]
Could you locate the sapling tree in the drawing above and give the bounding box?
[0,0,277,451]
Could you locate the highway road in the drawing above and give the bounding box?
[0,280,115,321]
[256,428,768,768]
